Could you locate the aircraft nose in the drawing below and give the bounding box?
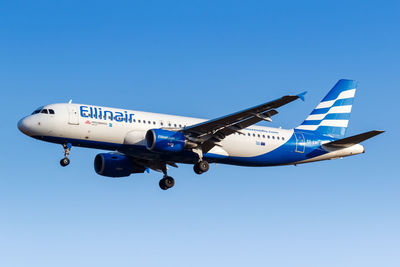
[18,117,34,136]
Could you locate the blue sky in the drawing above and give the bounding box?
[1,1,399,266]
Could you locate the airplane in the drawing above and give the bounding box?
[18,79,383,190]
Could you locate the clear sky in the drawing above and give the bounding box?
[1,1,399,266]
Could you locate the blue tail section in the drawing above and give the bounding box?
[295,79,357,138]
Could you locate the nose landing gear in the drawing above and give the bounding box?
[60,143,72,167]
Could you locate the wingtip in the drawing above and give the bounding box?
[297,91,307,101]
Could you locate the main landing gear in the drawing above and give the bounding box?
[159,165,175,190]
[193,160,209,175]
[158,160,209,190]
[192,148,209,175]
[159,176,175,190]
[60,143,72,167]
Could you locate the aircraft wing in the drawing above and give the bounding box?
[182,92,307,153]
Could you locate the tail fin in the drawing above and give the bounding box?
[296,79,357,138]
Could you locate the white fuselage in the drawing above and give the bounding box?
[18,103,364,166]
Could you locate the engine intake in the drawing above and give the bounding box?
[94,153,145,178]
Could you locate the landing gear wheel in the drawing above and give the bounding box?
[159,176,175,190]
[198,160,209,172]
[194,160,209,174]
[193,164,203,174]
[60,157,70,167]
[159,179,168,190]
[164,176,175,188]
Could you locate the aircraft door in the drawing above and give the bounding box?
[67,105,79,125]
[294,132,305,153]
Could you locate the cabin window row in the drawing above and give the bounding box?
[96,116,284,141]
[132,119,187,128]
[233,132,284,141]
[127,118,285,141]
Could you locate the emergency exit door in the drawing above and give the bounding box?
[294,132,305,153]
[67,105,79,125]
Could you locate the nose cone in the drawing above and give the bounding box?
[18,116,34,136]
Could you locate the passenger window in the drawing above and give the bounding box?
[277,137,280,140]
[174,124,177,127]
[148,121,151,124]
[262,135,265,138]
[41,109,48,114]
[247,133,250,136]
[252,133,255,137]
[138,120,141,123]
[268,135,270,139]
[153,121,156,125]
[257,134,260,138]
[160,122,164,126]
[272,136,275,139]
[49,109,55,114]
[179,124,182,128]
[282,137,285,140]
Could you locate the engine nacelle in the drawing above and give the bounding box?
[146,129,191,153]
[94,153,145,178]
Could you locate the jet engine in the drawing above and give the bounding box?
[94,153,146,178]
[145,129,196,153]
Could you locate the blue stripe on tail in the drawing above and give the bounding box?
[295,79,357,138]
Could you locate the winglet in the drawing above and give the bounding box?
[297,91,307,101]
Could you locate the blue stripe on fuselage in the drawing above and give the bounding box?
[212,130,329,166]
[33,131,333,167]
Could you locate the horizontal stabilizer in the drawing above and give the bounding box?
[323,130,384,148]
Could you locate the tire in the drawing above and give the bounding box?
[60,157,70,167]
[164,176,175,188]
[159,178,168,190]
[198,160,209,173]
[193,164,203,175]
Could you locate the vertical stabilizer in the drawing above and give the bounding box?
[296,79,357,138]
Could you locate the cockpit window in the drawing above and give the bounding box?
[31,106,43,115]
[49,109,55,114]
[41,109,48,114]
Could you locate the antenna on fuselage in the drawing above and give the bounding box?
[68,99,72,104]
